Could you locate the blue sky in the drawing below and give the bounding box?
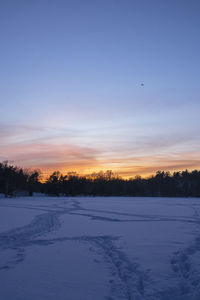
[0,0,200,177]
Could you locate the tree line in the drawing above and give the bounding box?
[0,161,41,196]
[1,161,200,197]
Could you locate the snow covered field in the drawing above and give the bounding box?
[0,196,200,300]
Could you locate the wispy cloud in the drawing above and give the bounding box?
[1,123,200,178]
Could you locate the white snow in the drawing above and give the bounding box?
[0,196,200,300]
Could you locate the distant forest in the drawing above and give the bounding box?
[1,161,200,197]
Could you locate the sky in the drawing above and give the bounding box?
[0,0,200,178]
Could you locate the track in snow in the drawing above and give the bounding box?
[1,197,200,299]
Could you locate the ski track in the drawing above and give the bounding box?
[0,198,200,299]
[160,205,200,300]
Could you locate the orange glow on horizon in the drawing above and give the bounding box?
[35,162,200,181]
[2,138,200,180]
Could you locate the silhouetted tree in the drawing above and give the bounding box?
[0,162,41,196]
[1,161,200,198]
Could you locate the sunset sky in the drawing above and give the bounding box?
[0,0,200,178]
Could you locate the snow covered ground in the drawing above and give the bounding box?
[0,196,200,300]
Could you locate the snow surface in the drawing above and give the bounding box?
[0,196,200,300]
